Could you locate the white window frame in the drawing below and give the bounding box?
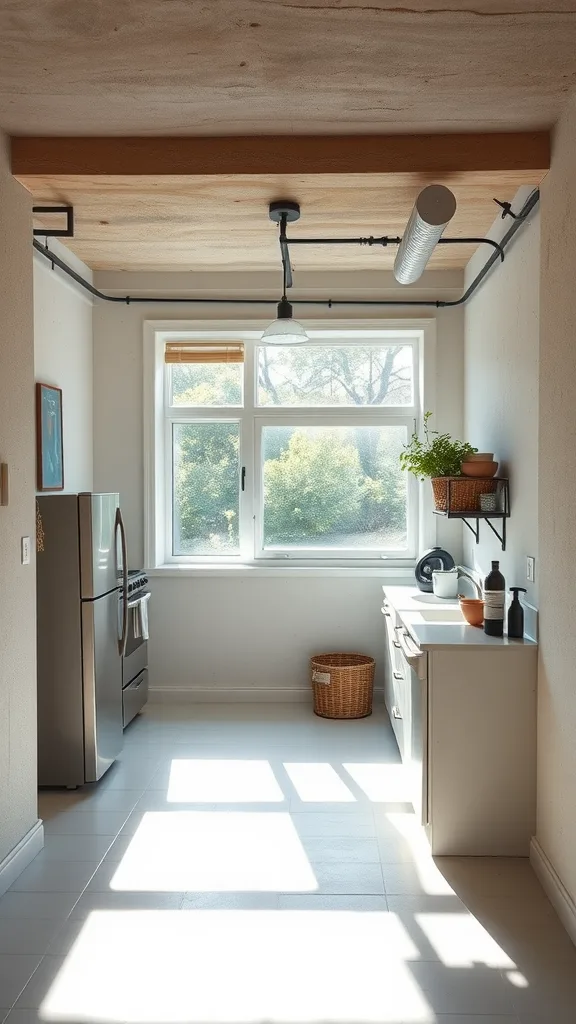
[144,319,437,572]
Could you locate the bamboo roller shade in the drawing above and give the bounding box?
[165,342,244,364]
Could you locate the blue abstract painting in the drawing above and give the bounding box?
[36,383,63,491]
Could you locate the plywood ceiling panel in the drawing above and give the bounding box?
[1,2,576,136]
[23,171,540,271]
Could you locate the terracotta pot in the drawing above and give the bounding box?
[459,597,484,628]
[461,460,498,478]
[467,453,494,461]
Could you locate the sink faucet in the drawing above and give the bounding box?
[456,566,483,599]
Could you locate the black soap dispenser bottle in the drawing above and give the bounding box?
[508,587,527,639]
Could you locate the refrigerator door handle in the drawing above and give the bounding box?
[115,507,128,656]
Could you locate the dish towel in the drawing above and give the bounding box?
[131,592,150,640]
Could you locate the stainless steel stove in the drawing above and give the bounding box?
[122,570,150,727]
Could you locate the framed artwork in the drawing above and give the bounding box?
[36,383,64,491]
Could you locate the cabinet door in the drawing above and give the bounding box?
[410,676,429,826]
[381,601,399,718]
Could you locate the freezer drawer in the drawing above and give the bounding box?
[123,669,149,728]
[82,590,123,781]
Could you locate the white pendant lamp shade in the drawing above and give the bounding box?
[261,297,309,345]
[394,184,457,285]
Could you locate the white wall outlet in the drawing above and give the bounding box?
[526,555,536,583]
[21,536,31,565]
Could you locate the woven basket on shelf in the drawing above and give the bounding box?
[310,653,375,720]
[431,476,498,513]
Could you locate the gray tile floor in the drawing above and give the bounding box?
[0,702,575,1023]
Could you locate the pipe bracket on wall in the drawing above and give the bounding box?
[32,205,74,238]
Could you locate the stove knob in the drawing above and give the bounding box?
[143,577,148,585]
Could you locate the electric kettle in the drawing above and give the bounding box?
[414,547,455,592]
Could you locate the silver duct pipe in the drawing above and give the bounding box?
[394,185,457,285]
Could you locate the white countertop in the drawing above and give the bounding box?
[383,585,538,650]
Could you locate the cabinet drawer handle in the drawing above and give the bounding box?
[391,705,402,720]
[393,671,403,681]
[393,640,401,648]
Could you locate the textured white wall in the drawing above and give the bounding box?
[92,269,465,694]
[464,193,540,601]
[538,97,576,907]
[0,132,39,863]
[149,575,392,697]
[34,242,94,492]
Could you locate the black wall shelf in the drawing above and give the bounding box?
[433,478,510,551]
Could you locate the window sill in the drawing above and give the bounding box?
[147,564,416,579]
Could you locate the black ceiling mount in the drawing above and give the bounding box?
[268,201,301,224]
[269,200,300,290]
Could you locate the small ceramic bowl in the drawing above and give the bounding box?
[459,596,484,628]
[461,460,499,478]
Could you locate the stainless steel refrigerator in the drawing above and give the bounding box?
[37,492,128,787]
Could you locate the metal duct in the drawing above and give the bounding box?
[394,185,457,285]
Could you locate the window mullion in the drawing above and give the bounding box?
[239,343,256,560]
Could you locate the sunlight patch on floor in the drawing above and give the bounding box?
[506,969,529,987]
[415,913,517,968]
[40,910,433,1023]
[283,762,356,802]
[386,812,430,859]
[342,764,411,803]
[111,811,318,892]
[166,759,285,803]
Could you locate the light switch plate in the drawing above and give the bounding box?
[526,555,535,583]
[21,536,31,565]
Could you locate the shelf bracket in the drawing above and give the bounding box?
[462,517,480,544]
[485,516,507,551]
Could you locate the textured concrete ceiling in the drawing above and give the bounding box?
[1,1,576,136]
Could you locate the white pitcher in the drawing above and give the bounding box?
[432,567,459,599]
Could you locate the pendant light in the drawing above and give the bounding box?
[394,184,457,285]
[262,202,309,345]
[261,296,309,345]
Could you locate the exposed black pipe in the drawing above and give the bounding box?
[32,189,538,311]
[439,188,540,308]
[279,212,293,292]
[285,234,504,261]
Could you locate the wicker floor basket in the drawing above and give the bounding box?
[311,653,375,719]
[432,476,498,513]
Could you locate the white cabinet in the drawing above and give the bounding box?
[382,587,537,856]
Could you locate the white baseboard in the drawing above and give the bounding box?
[0,819,44,898]
[148,687,385,704]
[148,687,311,703]
[530,837,576,946]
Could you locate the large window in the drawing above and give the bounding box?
[146,326,424,567]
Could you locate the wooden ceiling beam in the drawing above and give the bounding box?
[11,132,550,178]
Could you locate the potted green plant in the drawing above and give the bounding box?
[400,412,478,511]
